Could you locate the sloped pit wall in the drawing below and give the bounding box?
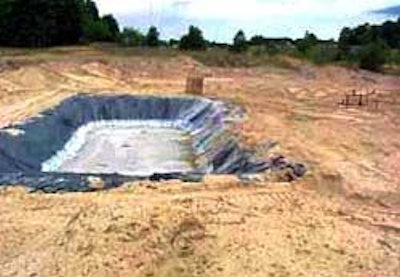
[0,95,203,173]
[184,102,251,174]
[38,96,243,175]
[0,95,304,192]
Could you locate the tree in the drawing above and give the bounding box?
[120,28,144,46]
[84,0,99,21]
[379,20,400,48]
[82,1,119,42]
[145,26,160,47]
[352,24,377,45]
[338,27,352,55]
[179,26,207,50]
[84,20,113,42]
[0,0,87,47]
[340,21,400,50]
[101,14,120,41]
[52,0,86,45]
[0,0,120,47]
[359,40,388,71]
[232,30,248,52]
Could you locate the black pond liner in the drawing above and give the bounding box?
[0,94,306,193]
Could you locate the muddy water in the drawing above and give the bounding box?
[55,126,194,176]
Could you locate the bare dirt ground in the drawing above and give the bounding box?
[0,47,399,277]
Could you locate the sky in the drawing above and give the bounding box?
[95,0,400,42]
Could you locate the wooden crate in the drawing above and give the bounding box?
[186,75,204,95]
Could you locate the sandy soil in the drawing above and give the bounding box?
[0,47,399,277]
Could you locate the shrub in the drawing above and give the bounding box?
[297,31,318,54]
[308,45,339,65]
[249,46,266,57]
[120,28,144,47]
[358,40,388,71]
[387,49,400,65]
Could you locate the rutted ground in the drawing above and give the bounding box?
[0,47,399,277]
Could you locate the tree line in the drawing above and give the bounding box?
[121,26,249,52]
[0,0,119,47]
[337,19,400,71]
[0,0,398,71]
[121,18,400,71]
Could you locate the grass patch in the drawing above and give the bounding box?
[188,48,296,69]
[91,43,181,58]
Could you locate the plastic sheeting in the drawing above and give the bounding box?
[0,94,306,192]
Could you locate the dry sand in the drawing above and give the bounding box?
[0,47,399,277]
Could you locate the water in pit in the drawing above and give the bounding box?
[45,125,194,177]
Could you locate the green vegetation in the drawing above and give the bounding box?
[179,26,207,51]
[337,19,400,71]
[120,28,145,47]
[296,31,318,54]
[232,30,248,53]
[145,26,160,47]
[188,48,294,69]
[0,0,119,47]
[102,15,120,41]
[358,40,388,71]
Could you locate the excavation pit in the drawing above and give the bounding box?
[0,94,305,192]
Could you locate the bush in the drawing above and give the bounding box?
[387,49,400,65]
[120,28,144,47]
[189,50,249,67]
[265,44,280,56]
[308,45,339,65]
[297,31,318,54]
[358,41,388,71]
[249,46,266,57]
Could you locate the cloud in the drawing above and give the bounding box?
[177,0,400,20]
[95,0,400,41]
[171,1,192,8]
[96,0,174,15]
[374,5,400,16]
[97,0,397,18]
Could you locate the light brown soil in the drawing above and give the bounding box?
[0,47,399,277]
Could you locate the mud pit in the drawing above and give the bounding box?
[0,94,305,192]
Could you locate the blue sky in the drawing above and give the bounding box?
[96,0,400,42]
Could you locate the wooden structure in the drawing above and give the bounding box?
[339,89,381,109]
[186,75,205,95]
